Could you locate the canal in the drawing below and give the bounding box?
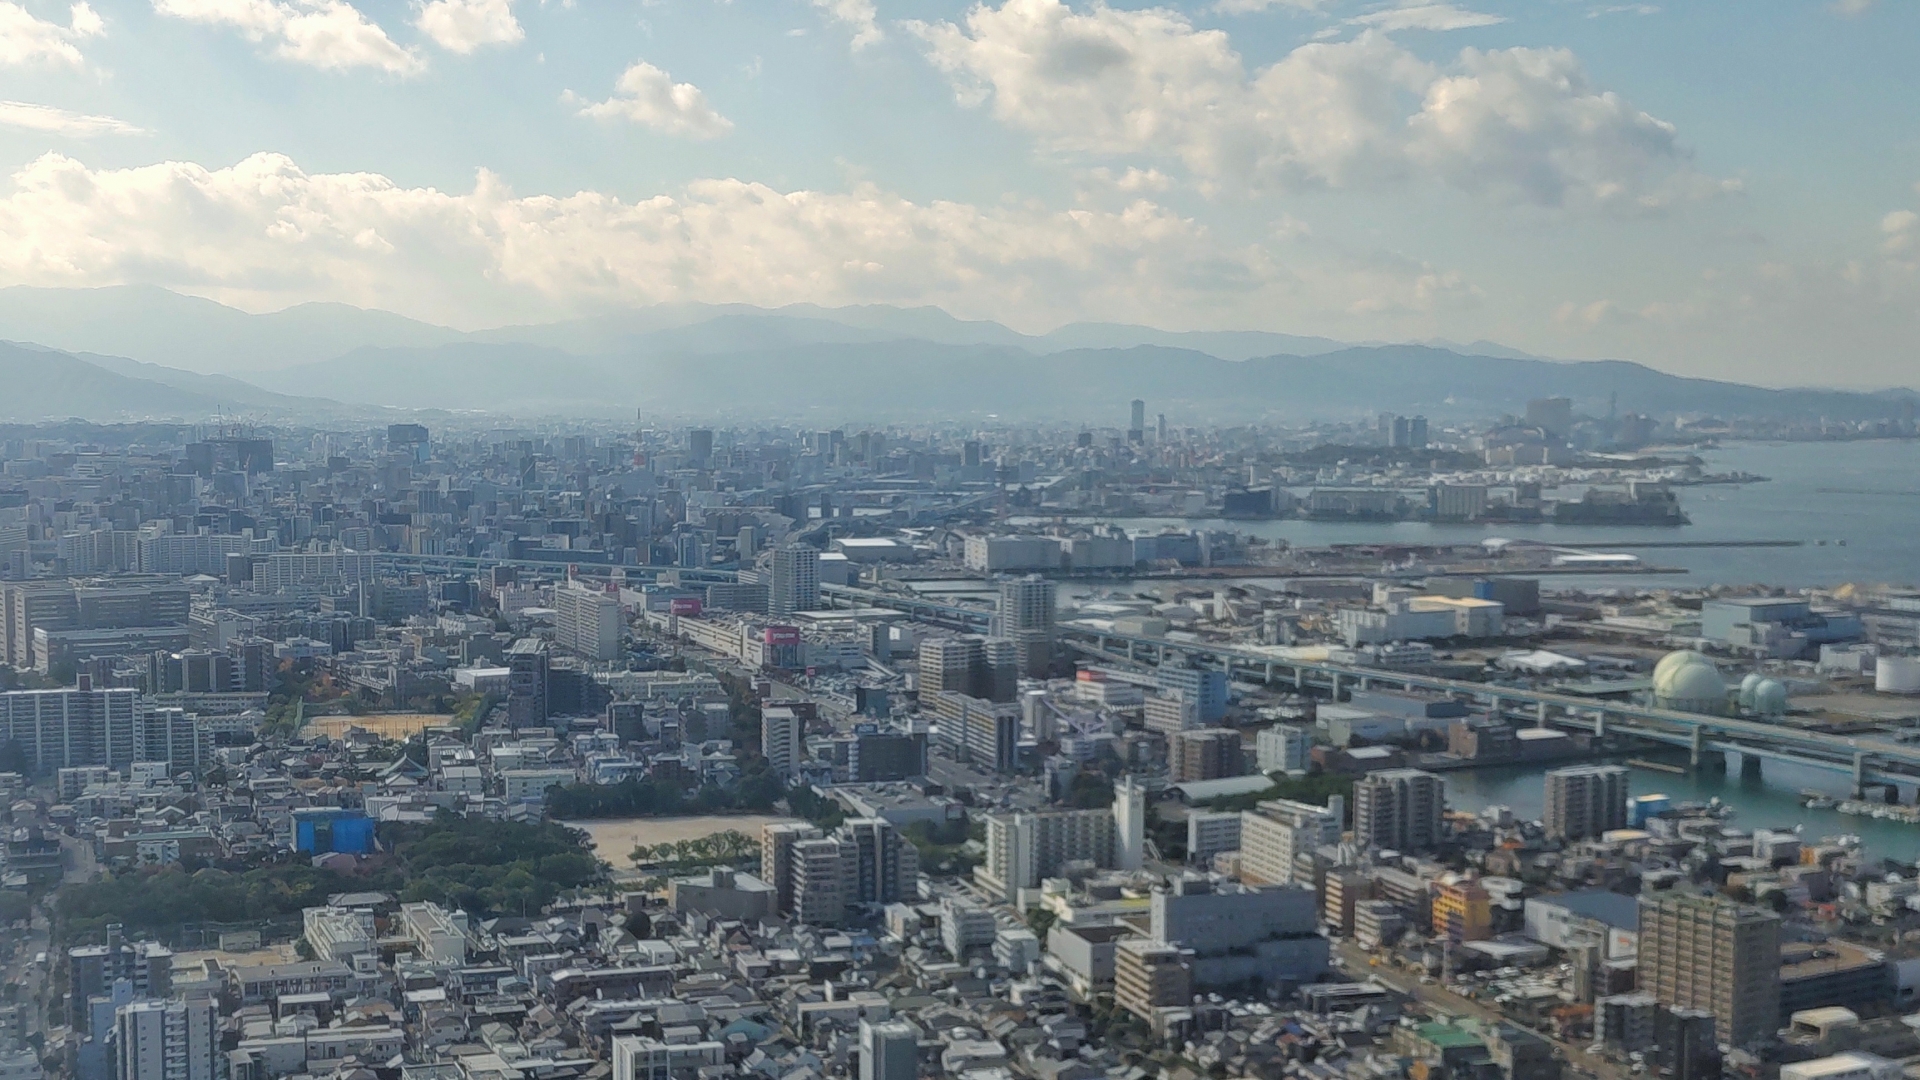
[1443,755,1920,863]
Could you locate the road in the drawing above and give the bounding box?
[1333,941,1629,1080]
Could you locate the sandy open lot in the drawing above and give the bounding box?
[562,815,799,859]
[301,713,454,741]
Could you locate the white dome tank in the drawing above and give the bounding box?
[1654,656,1728,715]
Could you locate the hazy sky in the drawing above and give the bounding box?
[0,0,1914,386]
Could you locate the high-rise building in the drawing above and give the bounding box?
[1238,798,1341,885]
[554,582,622,661]
[1655,1006,1721,1080]
[1128,399,1146,444]
[1544,765,1630,842]
[0,678,142,773]
[1171,728,1243,783]
[1255,724,1311,774]
[1352,769,1445,853]
[768,546,820,617]
[979,638,1020,703]
[69,927,172,1032]
[858,1018,919,1080]
[995,575,1056,677]
[761,705,805,779]
[1113,775,1145,871]
[505,638,549,728]
[1637,892,1781,1048]
[761,822,822,917]
[687,428,715,468]
[1431,875,1493,941]
[116,997,217,1080]
[1115,938,1191,1020]
[839,817,919,905]
[791,835,856,926]
[917,637,984,697]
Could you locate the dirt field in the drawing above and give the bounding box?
[563,815,800,859]
[300,713,455,741]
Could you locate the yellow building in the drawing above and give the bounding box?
[1431,876,1492,942]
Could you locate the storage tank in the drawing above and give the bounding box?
[1752,679,1789,717]
[1653,655,1728,715]
[1877,656,1920,695]
[1738,673,1764,712]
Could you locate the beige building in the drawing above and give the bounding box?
[1637,892,1780,1048]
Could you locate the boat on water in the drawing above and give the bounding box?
[1801,789,1839,810]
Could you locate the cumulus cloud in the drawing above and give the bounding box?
[152,0,421,73]
[0,1,103,67]
[572,62,733,139]
[810,0,882,50]
[0,150,1479,332]
[415,0,521,52]
[913,0,1725,210]
[0,100,144,135]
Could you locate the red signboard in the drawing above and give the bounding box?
[764,625,801,646]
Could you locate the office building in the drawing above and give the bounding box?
[1128,399,1146,444]
[115,997,217,1080]
[979,637,1020,702]
[1352,769,1445,853]
[687,428,715,469]
[1637,892,1781,1047]
[1239,798,1340,885]
[1185,811,1242,865]
[1115,939,1191,1020]
[768,546,820,617]
[917,637,984,697]
[858,1018,918,1080]
[554,582,622,661]
[995,575,1056,677]
[761,705,805,779]
[1655,1006,1721,1080]
[1155,662,1228,723]
[840,817,919,906]
[1149,875,1327,989]
[1255,724,1311,774]
[505,638,549,727]
[1172,728,1243,783]
[1544,765,1630,842]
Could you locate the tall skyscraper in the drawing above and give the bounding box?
[1543,765,1630,841]
[761,705,805,779]
[1352,769,1445,853]
[995,574,1056,678]
[859,1018,919,1080]
[1113,775,1146,871]
[768,546,820,617]
[116,997,217,1080]
[687,428,714,468]
[1128,399,1146,443]
[1637,893,1780,1047]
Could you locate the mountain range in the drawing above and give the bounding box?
[0,285,1912,425]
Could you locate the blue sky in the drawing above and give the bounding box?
[0,0,1915,386]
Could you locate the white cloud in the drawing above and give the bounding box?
[415,0,521,52]
[810,0,882,50]
[913,0,1724,210]
[0,100,144,135]
[1210,0,1320,15]
[152,0,422,73]
[0,1,103,67]
[572,61,733,139]
[1346,3,1504,33]
[0,150,1478,334]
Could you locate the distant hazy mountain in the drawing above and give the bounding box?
[254,339,1918,421]
[0,286,1912,423]
[0,342,268,421]
[0,285,463,374]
